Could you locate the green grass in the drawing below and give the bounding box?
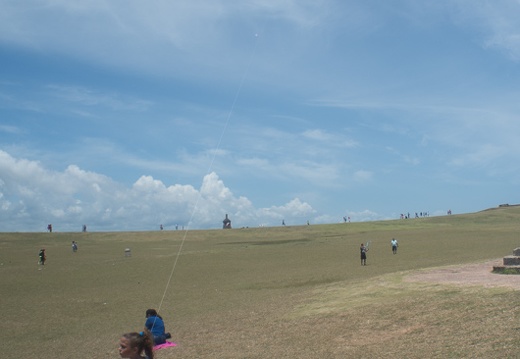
[1,207,519,358]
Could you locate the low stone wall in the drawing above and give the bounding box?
[492,247,520,274]
[503,255,520,266]
[492,265,520,274]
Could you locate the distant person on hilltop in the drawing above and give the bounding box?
[47,224,52,233]
[391,238,398,254]
[360,243,368,266]
[144,309,171,346]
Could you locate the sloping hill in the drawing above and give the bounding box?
[1,206,519,358]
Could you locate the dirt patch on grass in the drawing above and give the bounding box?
[404,259,520,290]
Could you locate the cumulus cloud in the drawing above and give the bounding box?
[0,150,319,232]
[256,198,316,227]
[347,209,383,222]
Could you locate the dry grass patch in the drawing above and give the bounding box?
[287,274,519,358]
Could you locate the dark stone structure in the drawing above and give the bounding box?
[493,247,520,274]
[223,214,232,229]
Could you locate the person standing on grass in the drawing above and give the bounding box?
[391,238,398,254]
[38,248,46,265]
[118,329,154,359]
[360,243,368,266]
[144,309,171,345]
[72,241,78,252]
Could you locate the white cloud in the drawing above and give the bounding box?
[255,198,315,226]
[353,170,373,182]
[0,150,318,231]
[246,0,332,28]
[302,129,331,141]
[314,209,388,224]
[0,0,332,82]
[456,0,520,61]
[347,209,384,222]
[302,129,357,148]
[0,125,22,134]
[449,143,507,168]
[271,197,314,214]
[45,85,153,111]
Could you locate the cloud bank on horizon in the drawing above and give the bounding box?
[0,150,315,231]
[1,1,519,231]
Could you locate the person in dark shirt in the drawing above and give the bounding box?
[360,243,368,266]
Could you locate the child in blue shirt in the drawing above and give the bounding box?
[144,309,171,345]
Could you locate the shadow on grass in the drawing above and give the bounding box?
[219,238,312,246]
[243,275,343,290]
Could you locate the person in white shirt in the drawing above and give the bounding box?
[391,238,398,254]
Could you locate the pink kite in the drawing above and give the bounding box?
[153,341,177,351]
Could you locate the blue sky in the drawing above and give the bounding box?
[1,1,520,232]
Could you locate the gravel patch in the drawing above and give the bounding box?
[404,259,520,290]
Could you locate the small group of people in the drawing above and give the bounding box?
[359,238,399,265]
[118,309,172,359]
[38,241,79,267]
[400,212,430,219]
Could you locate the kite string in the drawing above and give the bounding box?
[154,33,261,316]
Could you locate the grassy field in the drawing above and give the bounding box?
[1,206,519,358]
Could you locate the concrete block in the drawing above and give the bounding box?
[503,255,520,266]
